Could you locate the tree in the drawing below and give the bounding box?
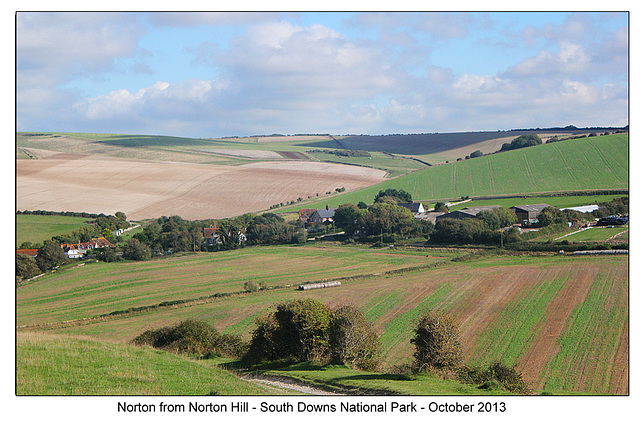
[123,238,151,261]
[500,134,542,152]
[470,150,483,158]
[329,305,380,371]
[333,204,364,235]
[246,299,333,363]
[412,310,463,371]
[373,188,413,204]
[492,207,518,228]
[35,240,67,272]
[16,254,42,279]
[361,202,420,237]
[433,202,449,213]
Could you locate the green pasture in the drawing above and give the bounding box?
[562,226,628,242]
[16,214,89,247]
[19,248,628,394]
[16,245,450,326]
[16,332,283,395]
[524,225,629,243]
[275,134,628,211]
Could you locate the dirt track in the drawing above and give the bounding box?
[17,155,386,220]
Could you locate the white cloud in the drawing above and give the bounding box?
[16,12,628,136]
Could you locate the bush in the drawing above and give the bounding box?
[411,310,464,371]
[16,254,42,280]
[131,319,246,358]
[245,299,333,363]
[329,305,380,371]
[457,362,529,394]
[245,300,383,370]
[243,280,259,292]
[123,238,151,261]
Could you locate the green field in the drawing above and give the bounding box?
[275,134,628,210]
[16,245,455,326]
[16,215,90,247]
[17,246,628,395]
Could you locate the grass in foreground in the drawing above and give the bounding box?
[16,332,285,395]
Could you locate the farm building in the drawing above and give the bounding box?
[436,205,502,222]
[308,207,336,225]
[415,212,445,224]
[398,202,426,214]
[510,204,552,223]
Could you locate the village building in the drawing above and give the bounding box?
[510,204,552,223]
[414,212,445,224]
[16,248,38,257]
[398,202,426,214]
[60,237,115,258]
[203,224,222,246]
[308,207,336,225]
[298,208,317,224]
[436,205,502,222]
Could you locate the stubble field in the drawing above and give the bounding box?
[17,154,386,220]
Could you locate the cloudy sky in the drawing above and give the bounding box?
[16,11,629,138]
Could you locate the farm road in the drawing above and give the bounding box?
[244,375,344,395]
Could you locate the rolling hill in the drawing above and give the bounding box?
[281,133,628,210]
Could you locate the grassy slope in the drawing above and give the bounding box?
[16,215,89,246]
[16,332,283,395]
[19,250,628,395]
[16,245,453,326]
[275,134,629,210]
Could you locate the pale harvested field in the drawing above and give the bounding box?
[257,135,331,143]
[17,155,386,220]
[200,148,284,159]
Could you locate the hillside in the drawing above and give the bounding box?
[17,246,628,395]
[281,133,628,210]
[332,127,625,156]
[16,332,285,395]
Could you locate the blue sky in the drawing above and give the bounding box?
[16,11,629,138]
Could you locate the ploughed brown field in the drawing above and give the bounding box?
[17,152,386,220]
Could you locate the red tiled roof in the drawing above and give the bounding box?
[16,249,38,257]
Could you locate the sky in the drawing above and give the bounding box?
[16,10,629,138]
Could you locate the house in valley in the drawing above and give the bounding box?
[203,225,222,246]
[398,202,426,214]
[60,237,115,258]
[308,206,336,225]
[298,208,317,224]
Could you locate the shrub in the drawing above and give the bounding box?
[245,299,333,363]
[131,319,246,358]
[457,362,529,394]
[123,238,151,261]
[411,310,464,371]
[243,280,259,292]
[16,254,42,280]
[329,305,381,371]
